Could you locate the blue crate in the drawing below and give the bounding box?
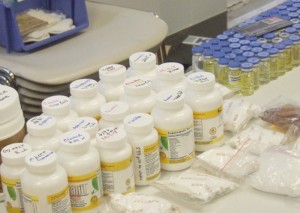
[0,0,89,52]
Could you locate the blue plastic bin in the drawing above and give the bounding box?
[0,0,89,52]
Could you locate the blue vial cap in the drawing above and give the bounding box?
[210,38,220,45]
[222,47,232,54]
[284,1,294,6]
[192,45,204,54]
[274,43,286,50]
[293,0,300,3]
[229,43,241,49]
[202,42,211,49]
[240,45,253,52]
[203,49,213,56]
[293,3,300,8]
[243,51,255,58]
[261,43,273,49]
[263,32,276,39]
[239,39,250,45]
[252,47,263,53]
[279,10,289,15]
[220,41,230,47]
[228,61,240,68]
[269,8,280,14]
[218,58,229,65]
[258,51,270,58]
[213,51,225,59]
[223,30,236,36]
[285,27,297,34]
[248,57,260,65]
[293,23,300,29]
[228,37,240,43]
[245,36,257,41]
[277,5,287,10]
[255,15,264,21]
[283,39,294,46]
[260,11,271,18]
[282,15,291,20]
[234,33,245,39]
[267,48,279,55]
[225,53,236,60]
[288,12,298,18]
[241,62,253,70]
[236,56,247,63]
[289,34,300,41]
[250,41,261,47]
[287,7,298,12]
[210,44,221,51]
[216,34,228,41]
[233,49,243,56]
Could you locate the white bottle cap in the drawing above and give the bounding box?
[156,62,184,81]
[0,111,25,141]
[129,52,156,71]
[100,101,129,121]
[59,130,90,153]
[156,90,185,110]
[68,117,98,138]
[26,115,57,137]
[1,143,32,166]
[123,77,152,95]
[186,72,215,91]
[99,64,127,82]
[25,150,57,174]
[70,79,98,98]
[42,95,71,116]
[96,127,127,149]
[124,113,154,134]
[0,85,22,125]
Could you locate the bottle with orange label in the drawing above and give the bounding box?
[185,72,224,152]
[57,130,103,213]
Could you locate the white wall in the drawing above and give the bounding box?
[88,0,227,35]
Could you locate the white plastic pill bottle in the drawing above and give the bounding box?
[96,127,135,195]
[127,51,157,81]
[119,77,156,114]
[153,62,186,92]
[98,64,126,102]
[99,101,130,129]
[70,79,106,120]
[185,72,224,152]
[0,143,32,213]
[21,150,72,213]
[68,117,99,147]
[57,130,103,213]
[151,89,195,171]
[42,95,79,132]
[23,115,62,152]
[123,113,160,185]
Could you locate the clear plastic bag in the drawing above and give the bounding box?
[223,99,261,133]
[248,146,300,197]
[153,169,239,204]
[193,145,259,181]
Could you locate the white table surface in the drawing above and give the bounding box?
[2,69,300,212]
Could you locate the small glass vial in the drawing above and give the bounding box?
[192,45,204,71]
[23,115,62,152]
[119,77,156,114]
[98,64,126,102]
[258,51,271,84]
[274,43,286,76]
[0,143,32,213]
[289,34,300,67]
[153,62,186,92]
[257,38,268,44]
[123,113,160,185]
[263,32,276,43]
[261,43,273,50]
[271,37,283,44]
[247,57,261,90]
[202,49,214,73]
[42,95,79,132]
[282,39,293,71]
[216,58,229,86]
[213,51,225,74]
[70,79,106,120]
[58,130,102,213]
[151,90,195,170]
[21,150,72,213]
[267,48,279,80]
[68,117,99,147]
[240,62,254,96]
[127,52,157,81]
[185,72,224,152]
[99,101,130,129]
[278,32,290,39]
[96,127,135,195]
[227,61,241,93]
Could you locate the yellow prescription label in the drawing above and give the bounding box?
[2,176,23,213]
